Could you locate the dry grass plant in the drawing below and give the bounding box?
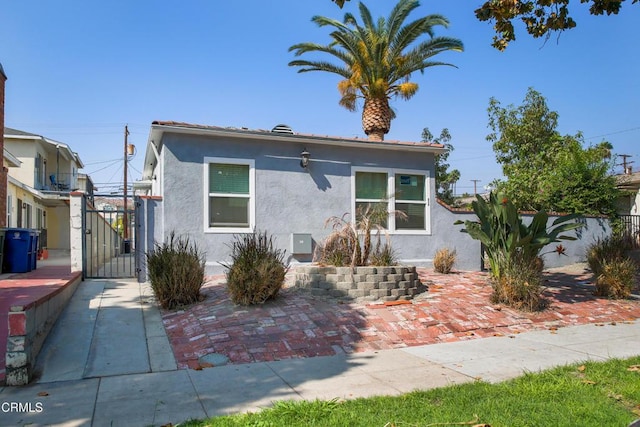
[318,201,405,267]
[587,234,637,299]
[433,248,456,273]
[146,232,206,310]
[223,231,288,305]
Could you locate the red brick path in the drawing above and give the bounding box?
[161,267,640,370]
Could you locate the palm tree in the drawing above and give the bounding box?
[289,0,463,141]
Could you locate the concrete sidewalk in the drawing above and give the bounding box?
[0,278,638,427]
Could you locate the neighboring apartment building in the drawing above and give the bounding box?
[4,127,93,250]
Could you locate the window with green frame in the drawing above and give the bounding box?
[394,174,426,230]
[354,169,428,232]
[355,171,388,228]
[208,162,251,228]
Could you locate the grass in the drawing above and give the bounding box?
[180,356,640,427]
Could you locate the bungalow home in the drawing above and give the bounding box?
[3,127,93,251]
[138,121,489,275]
[136,121,608,279]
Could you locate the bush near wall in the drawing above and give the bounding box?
[224,231,288,305]
[587,235,638,299]
[146,232,206,310]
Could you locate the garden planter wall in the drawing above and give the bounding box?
[294,265,424,302]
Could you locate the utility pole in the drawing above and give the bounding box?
[471,179,481,195]
[123,125,129,241]
[618,154,634,174]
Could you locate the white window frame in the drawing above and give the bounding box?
[351,166,430,235]
[204,157,255,233]
[6,195,12,227]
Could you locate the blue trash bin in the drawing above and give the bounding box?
[4,228,32,273]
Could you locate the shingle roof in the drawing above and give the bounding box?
[4,127,42,138]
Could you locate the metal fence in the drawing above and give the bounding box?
[82,194,137,278]
[618,215,640,248]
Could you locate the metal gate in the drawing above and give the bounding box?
[82,194,137,279]
[619,215,640,248]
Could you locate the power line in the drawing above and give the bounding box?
[84,158,121,166]
[585,126,640,140]
[86,159,121,175]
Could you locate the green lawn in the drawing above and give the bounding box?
[181,356,640,427]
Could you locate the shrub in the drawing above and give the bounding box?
[319,202,405,267]
[146,232,205,310]
[369,242,398,266]
[456,192,583,311]
[586,234,633,277]
[587,235,637,299]
[433,248,456,274]
[491,253,546,311]
[594,258,637,299]
[223,231,288,305]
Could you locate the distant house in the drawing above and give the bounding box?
[3,127,93,251]
[616,171,640,216]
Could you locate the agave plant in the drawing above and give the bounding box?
[456,192,583,279]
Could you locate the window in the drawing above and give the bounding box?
[352,168,429,233]
[17,198,23,228]
[205,157,254,232]
[394,174,426,230]
[355,171,388,228]
[6,195,12,227]
[25,203,33,229]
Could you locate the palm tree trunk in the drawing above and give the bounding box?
[362,97,392,142]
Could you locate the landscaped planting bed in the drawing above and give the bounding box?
[294,265,425,302]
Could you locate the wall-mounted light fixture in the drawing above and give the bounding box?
[22,203,27,209]
[300,149,310,169]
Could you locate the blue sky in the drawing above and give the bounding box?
[2,1,638,194]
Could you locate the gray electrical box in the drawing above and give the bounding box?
[291,233,313,254]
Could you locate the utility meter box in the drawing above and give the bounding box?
[291,233,313,255]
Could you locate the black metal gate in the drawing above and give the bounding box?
[619,215,640,248]
[82,194,137,279]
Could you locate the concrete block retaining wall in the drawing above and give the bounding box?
[294,265,424,302]
[5,273,82,385]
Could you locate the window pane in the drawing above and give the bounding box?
[356,172,387,199]
[356,202,387,229]
[395,174,425,201]
[210,197,249,227]
[209,163,249,194]
[395,203,425,230]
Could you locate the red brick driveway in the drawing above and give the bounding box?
[161,266,640,370]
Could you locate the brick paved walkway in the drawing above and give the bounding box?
[161,266,640,370]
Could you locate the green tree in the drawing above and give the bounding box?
[289,0,463,141]
[422,127,460,204]
[475,0,638,50]
[487,88,618,215]
[331,0,637,50]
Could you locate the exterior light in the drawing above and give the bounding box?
[300,149,310,169]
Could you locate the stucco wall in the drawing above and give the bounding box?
[160,132,449,274]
